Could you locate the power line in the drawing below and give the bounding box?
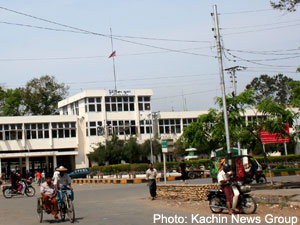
[0,20,212,43]
[220,9,273,15]
[0,6,215,57]
[65,72,219,85]
[225,48,300,56]
[225,50,299,68]
[222,19,300,30]
[151,88,221,101]
[223,23,300,36]
[0,46,216,62]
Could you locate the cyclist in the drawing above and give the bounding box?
[53,166,73,216]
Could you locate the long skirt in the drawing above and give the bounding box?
[148,179,157,198]
[43,196,58,215]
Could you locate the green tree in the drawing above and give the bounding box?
[123,137,141,163]
[271,0,300,11]
[245,74,294,105]
[20,75,69,115]
[0,87,24,116]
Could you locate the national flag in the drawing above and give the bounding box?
[108,51,116,58]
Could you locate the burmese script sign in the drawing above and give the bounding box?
[260,124,290,144]
[106,90,134,96]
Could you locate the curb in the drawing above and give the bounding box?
[72,176,183,184]
[265,170,300,177]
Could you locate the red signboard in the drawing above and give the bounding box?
[260,124,290,144]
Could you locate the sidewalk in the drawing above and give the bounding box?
[252,188,300,206]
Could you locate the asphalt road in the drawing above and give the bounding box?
[0,175,299,225]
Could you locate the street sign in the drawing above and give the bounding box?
[260,124,290,144]
[162,140,168,153]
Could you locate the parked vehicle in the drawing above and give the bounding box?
[68,168,90,179]
[3,178,35,198]
[210,155,267,184]
[207,183,257,214]
[186,168,204,179]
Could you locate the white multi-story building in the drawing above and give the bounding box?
[0,89,298,177]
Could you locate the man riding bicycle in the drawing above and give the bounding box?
[53,166,73,217]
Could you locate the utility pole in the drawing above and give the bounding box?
[225,66,246,95]
[212,5,231,159]
[110,27,117,91]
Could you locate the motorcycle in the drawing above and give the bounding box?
[207,184,257,214]
[2,178,36,198]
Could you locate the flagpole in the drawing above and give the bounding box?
[110,27,117,91]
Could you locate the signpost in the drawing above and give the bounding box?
[162,140,168,184]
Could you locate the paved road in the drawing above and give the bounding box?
[0,176,299,225]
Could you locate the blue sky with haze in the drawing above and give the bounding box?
[0,1,299,111]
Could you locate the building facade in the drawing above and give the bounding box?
[0,89,298,177]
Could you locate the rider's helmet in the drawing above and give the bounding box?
[222,164,231,173]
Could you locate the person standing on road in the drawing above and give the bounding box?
[36,170,42,186]
[146,163,157,200]
[179,160,188,183]
[40,175,59,221]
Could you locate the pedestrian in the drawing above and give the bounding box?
[25,170,32,179]
[146,163,157,200]
[36,170,42,186]
[179,159,187,183]
[52,167,60,181]
[41,170,46,183]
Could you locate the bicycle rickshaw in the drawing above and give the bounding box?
[37,189,75,223]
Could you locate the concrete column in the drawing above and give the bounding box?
[45,156,49,173]
[0,158,2,178]
[19,157,23,173]
[53,155,57,173]
[25,157,30,171]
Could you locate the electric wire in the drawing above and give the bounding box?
[220,9,274,15]
[0,46,216,62]
[0,20,212,43]
[0,6,215,57]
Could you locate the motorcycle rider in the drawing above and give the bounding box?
[217,163,233,215]
[11,169,23,194]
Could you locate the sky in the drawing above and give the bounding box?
[0,1,299,112]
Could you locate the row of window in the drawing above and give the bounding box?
[62,95,152,114]
[0,123,76,140]
[0,117,201,140]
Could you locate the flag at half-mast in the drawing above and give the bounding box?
[108,51,116,58]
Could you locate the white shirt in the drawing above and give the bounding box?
[53,173,72,188]
[146,168,157,180]
[40,182,56,195]
[52,171,60,180]
[217,170,227,184]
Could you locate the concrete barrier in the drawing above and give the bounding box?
[157,184,220,201]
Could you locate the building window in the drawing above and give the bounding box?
[70,101,79,115]
[0,124,22,141]
[85,97,101,112]
[52,122,76,138]
[140,120,152,134]
[138,96,151,111]
[86,121,103,136]
[183,118,197,128]
[105,96,135,112]
[106,120,136,136]
[25,123,49,139]
[62,106,68,115]
[159,119,181,134]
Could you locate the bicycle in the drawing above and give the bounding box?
[37,189,75,223]
[59,189,75,223]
